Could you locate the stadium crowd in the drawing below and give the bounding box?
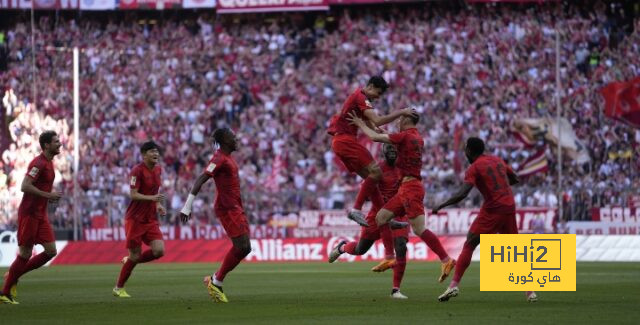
[1,1,638,231]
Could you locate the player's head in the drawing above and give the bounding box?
[140,141,161,165]
[382,144,397,165]
[465,137,485,163]
[397,113,419,131]
[39,130,61,156]
[212,127,237,152]
[363,75,389,100]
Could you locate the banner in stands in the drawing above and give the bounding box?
[182,0,214,8]
[83,224,291,241]
[591,207,640,223]
[0,0,79,9]
[118,0,181,9]
[295,207,557,236]
[80,0,115,10]
[567,221,640,235]
[216,0,328,14]
[83,208,557,241]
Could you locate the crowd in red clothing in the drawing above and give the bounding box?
[1,2,638,231]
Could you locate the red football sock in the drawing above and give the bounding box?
[353,177,384,210]
[451,241,476,287]
[380,225,395,259]
[215,246,248,282]
[23,252,53,274]
[420,230,449,261]
[2,255,28,296]
[137,250,158,263]
[342,241,357,255]
[392,256,407,289]
[116,258,137,288]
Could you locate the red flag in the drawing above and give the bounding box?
[600,78,640,128]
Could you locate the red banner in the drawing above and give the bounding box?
[590,207,640,223]
[52,236,468,264]
[83,225,291,241]
[216,0,328,14]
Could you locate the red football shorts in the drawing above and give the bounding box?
[125,219,164,249]
[469,205,518,235]
[331,134,375,173]
[382,180,425,219]
[17,215,55,246]
[216,208,250,238]
[361,209,410,240]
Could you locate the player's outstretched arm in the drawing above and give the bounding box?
[363,107,417,127]
[432,183,474,214]
[21,175,61,200]
[179,173,211,223]
[347,112,391,143]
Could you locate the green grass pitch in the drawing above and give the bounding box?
[1,262,639,324]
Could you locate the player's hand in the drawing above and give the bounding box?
[157,205,167,217]
[179,212,191,223]
[401,107,419,118]
[151,194,166,202]
[346,111,364,126]
[48,191,63,201]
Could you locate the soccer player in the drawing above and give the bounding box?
[328,144,411,299]
[327,75,417,227]
[347,112,456,283]
[1,131,62,304]
[433,137,537,302]
[179,128,251,303]
[113,141,166,298]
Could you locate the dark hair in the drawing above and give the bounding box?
[212,128,232,146]
[39,131,57,149]
[140,141,160,154]
[466,137,485,156]
[367,75,389,93]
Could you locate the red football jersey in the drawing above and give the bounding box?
[379,160,401,203]
[205,149,243,211]
[464,155,516,209]
[327,88,373,136]
[18,154,55,219]
[125,163,162,223]
[389,128,423,179]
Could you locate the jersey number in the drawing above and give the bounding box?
[486,164,506,191]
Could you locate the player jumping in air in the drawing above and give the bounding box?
[327,75,418,227]
[433,137,537,302]
[113,141,167,298]
[346,112,456,284]
[180,128,251,303]
[1,131,62,304]
[329,144,411,299]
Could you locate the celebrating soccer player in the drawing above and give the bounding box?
[179,128,251,303]
[346,112,456,283]
[327,75,417,227]
[433,137,537,302]
[328,144,411,299]
[1,131,62,304]
[113,141,167,298]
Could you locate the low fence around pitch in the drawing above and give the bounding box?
[1,232,639,266]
